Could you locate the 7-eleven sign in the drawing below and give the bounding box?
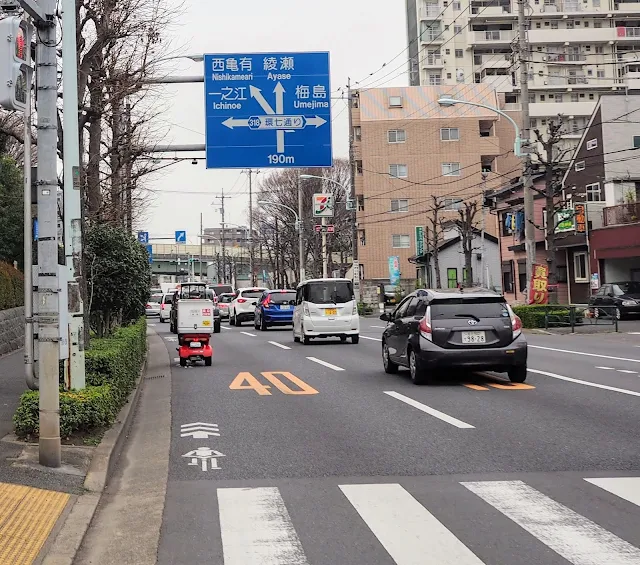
[312,193,334,217]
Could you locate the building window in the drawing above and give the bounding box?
[551,20,558,29]
[440,127,460,141]
[392,234,411,248]
[389,96,403,108]
[571,93,579,102]
[593,0,600,6]
[455,49,463,58]
[597,69,605,78]
[390,199,409,212]
[595,46,604,54]
[389,164,408,178]
[575,160,585,171]
[530,119,537,128]
[443,197,463,210]
[388,129,406,143]
[454,24,462,34]
[502,261,514,293]
[555,93,563,103]
[634,135,640,148]
[586,138,598,150]
[356,160,363,174]
[353,126,361,141]
[447,268,458,288]
[428,73,442,85]
[574,252,588,282]
[586,182,602,201]
[442,162,461,176]
[518,263,527,293]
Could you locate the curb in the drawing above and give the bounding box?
[40,341,150,565]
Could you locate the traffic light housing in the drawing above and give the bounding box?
[0,16,32,112]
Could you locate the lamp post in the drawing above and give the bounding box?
[300,174,343,279]
[437,96,534,288]
[258,201,304,285]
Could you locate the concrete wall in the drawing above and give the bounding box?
[0,306,24,356]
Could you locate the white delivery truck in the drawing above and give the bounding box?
[175,283,214,367]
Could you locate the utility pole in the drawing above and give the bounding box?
[199,212,203,281]
[215,189,227,284]
[35,0,61,467]
[518,0,535,299]
[297,173,305,284]
[62,0,85,390]
[347,78,359,300]
[321,175,328,278]
[246,169,256,286]
[480,174,487,288]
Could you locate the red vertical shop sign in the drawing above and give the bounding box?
[528,264,549,305]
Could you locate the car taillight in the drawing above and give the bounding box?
[161,304,165,310]
[352,303,357,315]
[146,303,151,309]
[263,296,271,307]
[419,307,433,341]
[512,313,522,338]
[237,298,247,304]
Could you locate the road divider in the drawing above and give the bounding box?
[229,371,318,395]
[528,368,640,397]
[306,357,345,371]
[383,391,475,429]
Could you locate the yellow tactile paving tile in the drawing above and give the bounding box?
[0,482,69,565]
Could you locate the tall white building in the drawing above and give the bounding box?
[406,0,640,146]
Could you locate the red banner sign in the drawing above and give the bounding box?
[528,264,549,305]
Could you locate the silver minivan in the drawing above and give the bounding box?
[292,278,360,344]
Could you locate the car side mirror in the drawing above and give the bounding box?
[607,292,614,297]
[252,301,257,305]
[380,313,389,321]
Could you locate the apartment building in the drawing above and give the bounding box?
[406,0,640,155]
[351,84,520,285]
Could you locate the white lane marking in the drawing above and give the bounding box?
[173,358,179,363]
[221,325,230,330]
[463,480,640,565]
[383,391,475,429]
[618,369,638,374]
[306,357,344,371]
[340,483,484,565]
[528,368,640,397]
[360,335,382,341]
[217,487,308,565]
[241,331,257,337]
[165,337,178,342]
[596,366,615,370]
[530,345,640,364]
[370,325,386,329]
[268,341,291,350]
[628,332,640,335]
[585,477,640,507]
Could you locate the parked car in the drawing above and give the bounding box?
[292,278,360,344]
[228,287,268,326]
[383,284,405,306]
[589,281,640,319]
[145,293,163,317]
[254,289,296,330]
[380,288,527,385]
[159,292,174,323]
[217,293,235,320]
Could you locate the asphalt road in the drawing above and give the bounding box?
[100,318,640,564]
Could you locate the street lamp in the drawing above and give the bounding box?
[258,200,305,285]
[436,96,534,289]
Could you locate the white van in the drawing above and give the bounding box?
[292,278,360,344]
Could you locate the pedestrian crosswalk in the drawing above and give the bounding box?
[214,476,640,565]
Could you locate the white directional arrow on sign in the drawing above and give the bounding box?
[305,116,327,128]
[249,85,275,115]
[180,422,220,439]
[222,117,250,129]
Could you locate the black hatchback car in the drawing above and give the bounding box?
[380,288,527,385]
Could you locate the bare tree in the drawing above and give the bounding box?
[426,195,446,288]
[454,201,480,287]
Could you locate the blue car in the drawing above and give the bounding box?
[254,289,297,331]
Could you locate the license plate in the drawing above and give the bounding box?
[202,320,211,326]
[280,305,291,310]
[325,308,337,316]
[190,341,201,348]
[462,331,486,344]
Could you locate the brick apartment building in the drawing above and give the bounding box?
[351,83,520,287]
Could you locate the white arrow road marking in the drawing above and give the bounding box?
[249,85,274,114]
[384,391,475,429]
[268,341,291,350]
[180,422,220,439]
[305,116,326,127]
[222,117,250,129]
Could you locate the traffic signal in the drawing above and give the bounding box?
[0,16,32,112]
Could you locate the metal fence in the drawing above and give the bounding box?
[544,304,619,333]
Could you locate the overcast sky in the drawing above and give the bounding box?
[144,0,408,243]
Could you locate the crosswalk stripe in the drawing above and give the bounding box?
[462,480,640,565]
[217,487,309,564]
[585,477,640,507]
[340,483,485,565]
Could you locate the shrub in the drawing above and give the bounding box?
[13,317,147,439]
[0,261,24,310]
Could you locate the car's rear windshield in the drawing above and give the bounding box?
[163,295,172,304]
[305,281,353,304]
[149,294,162,303]
[430,297,509,319]
[211,285,234,295]
[219,294,234,303]
[269,291,296,304]
[615,281,640,294]
[241,291,264,299]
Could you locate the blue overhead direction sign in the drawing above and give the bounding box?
[175,230,186,243]
[146,244,153,264]
[203,52,332,169]
[137,231,149,244]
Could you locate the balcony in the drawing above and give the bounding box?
[422,54,444,66]
[603,202,640,226]
[528,27,615,44]
[614,1,640,12]
[420,5,441,18]
[421,31,444,43]
[616,26,640,39]
[470,29,515,43]
[540,0,582,12]
[473,53,512,68]
[546,53,587,63]
[470,3,513,17]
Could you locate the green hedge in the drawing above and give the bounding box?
[13,318,147,439]
[0,261,23,310]
[512,305,583,329]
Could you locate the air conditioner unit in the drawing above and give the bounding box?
[542,55,548,61]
